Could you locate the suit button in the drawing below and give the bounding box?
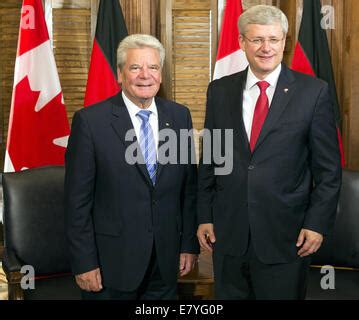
[152,200,157,205]
[248,165,255,170]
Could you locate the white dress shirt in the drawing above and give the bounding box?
[242,64,282,141]
[122,91,159,154]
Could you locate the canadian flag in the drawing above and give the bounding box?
[213,0,248,80]
[4,0,70,173]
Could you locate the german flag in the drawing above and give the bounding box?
[291,0,345,167]
[84,0,128,107]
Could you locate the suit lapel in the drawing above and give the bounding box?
[230,70,251,157]
[155,97,172,184]
[253,64,296,153]
[110,92,153,187]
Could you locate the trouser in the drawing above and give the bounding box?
[81,244,177,300]
[213,239,311,300]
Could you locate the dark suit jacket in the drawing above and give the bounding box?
[65,92,199,291]
[198,64,342,264]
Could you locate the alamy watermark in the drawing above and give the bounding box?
[20,265,35,290]
[21,5,36,30]
[17,264,336,293]
[321,5,335,30]
[320,265,335,290]
[21,4,336,31]
[125,128,234,176]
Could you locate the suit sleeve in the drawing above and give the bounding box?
[303,83,342,235]
[64,110,99,275]
[197,82,216,224]
[180,107,200,254]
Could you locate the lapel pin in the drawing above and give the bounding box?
[284,88,289,93]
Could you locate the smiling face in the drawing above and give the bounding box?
[239,23,286,80]
[117,47,162,109]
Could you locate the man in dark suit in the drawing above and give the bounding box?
[65,34,199,300]
[197,5,342,300]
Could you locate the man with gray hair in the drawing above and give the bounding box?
[65,34,199,300]
[197,5,341,299]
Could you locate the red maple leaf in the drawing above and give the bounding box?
[7,76,70,171]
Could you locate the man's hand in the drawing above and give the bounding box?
[179,253,198,276]
[197,223,216,252]
[75,268,103,292]
[296,228,323,257]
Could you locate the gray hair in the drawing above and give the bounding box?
[117,34,165,70]
[238,5,288,36]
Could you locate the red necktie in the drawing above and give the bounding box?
[250,81,270,152]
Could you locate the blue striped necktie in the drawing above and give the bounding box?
[137,110,157,185]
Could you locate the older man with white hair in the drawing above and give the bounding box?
[65,34,199,300]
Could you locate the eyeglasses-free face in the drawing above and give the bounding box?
[117,47,162,109]
[239,23,286,80]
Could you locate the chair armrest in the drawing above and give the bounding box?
[2,247,22,274]
[2,248,24,300]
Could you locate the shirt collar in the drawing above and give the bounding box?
[122,91,158,118]
[245,63,282,90]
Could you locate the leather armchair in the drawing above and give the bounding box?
[1,166,81,300]
[306,169,359,300]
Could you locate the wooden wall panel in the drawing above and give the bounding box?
[174,0,211,10]
[52,5,92,124]
[343,0,359,169]
[161,0,217,131]
[119,0,158,35]
[243,0,274,8]
[276,0,297,65]
[52,0,91,8]
[0,1,21,170]
[172,9,211,130]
